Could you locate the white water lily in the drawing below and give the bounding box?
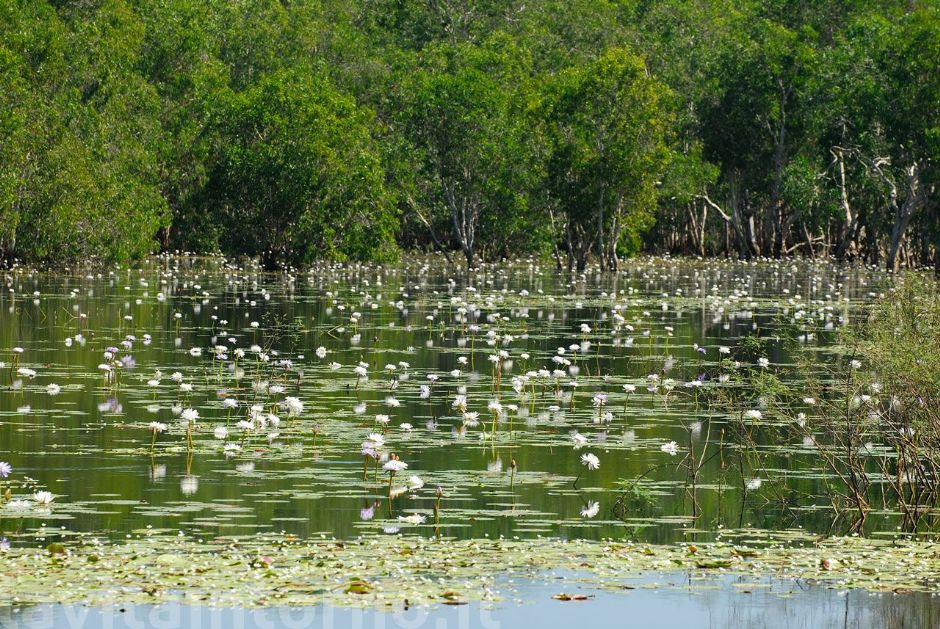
[580,453,600,470]
[660,441,679,456]
[282,396,303,416]
[33,491,54,505]
[383,459,408,473]
[398,513,426,525]
[580,501,600,519]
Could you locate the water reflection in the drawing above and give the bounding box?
[2,574,938,629]
[0,257,894,543]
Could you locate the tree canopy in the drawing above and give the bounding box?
[0,0,936,269]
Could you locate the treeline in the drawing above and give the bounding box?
[0,0,937,270]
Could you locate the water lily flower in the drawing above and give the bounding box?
[383,459,408,473]
[398,513,426,525]
[283,396,303,416]
[580,453,600,470]
[580,501,600,519]
[33,491,54,505]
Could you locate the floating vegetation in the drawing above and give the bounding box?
[2,530,940,610]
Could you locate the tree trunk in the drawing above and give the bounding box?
[769,79,789,258]
[886,161,927,271]
[596,183,606,270]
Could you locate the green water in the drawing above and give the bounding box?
[0,256,892,545]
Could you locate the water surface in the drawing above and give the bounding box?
[0,257,894,545]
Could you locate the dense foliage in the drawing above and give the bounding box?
[0,0,936,267]
[724,275,940,532]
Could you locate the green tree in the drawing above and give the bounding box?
[133,0,229,252]
[397,35,542,266]
[699,16,820,258]
[542,47,672,271]
[203,67,399,265]
[0,0,169,263]
[820,7,939,268]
